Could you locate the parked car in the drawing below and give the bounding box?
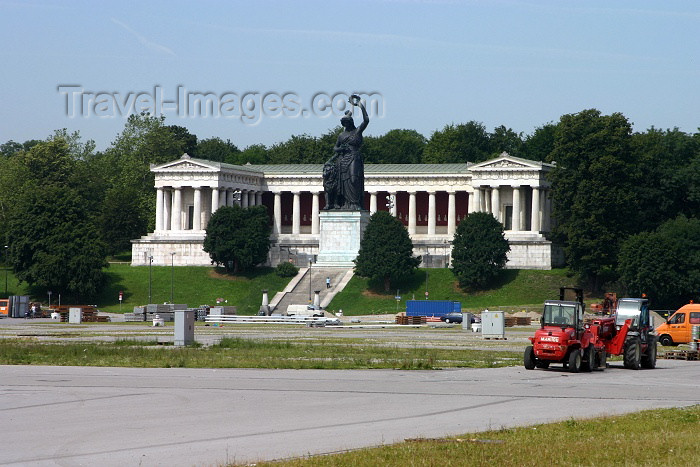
[440,312,464,324]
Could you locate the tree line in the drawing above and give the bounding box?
[1,110,699,307]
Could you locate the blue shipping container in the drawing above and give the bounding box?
[406,300,462,317]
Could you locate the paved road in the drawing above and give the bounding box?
[1,361,699,466]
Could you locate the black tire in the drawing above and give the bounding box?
[597,350,607,371]
[535,361,550,369]
[641,337,657,369]
[524,346,536,370]
[658,335,674,347]
[582,345,595,372]
[444,318,450,324]
[623,337,641,370]
[568,350,581,373]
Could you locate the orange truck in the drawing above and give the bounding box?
[655,302,700,346]
[0,298,9,317]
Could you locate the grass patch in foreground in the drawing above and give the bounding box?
[328,268,574,315]
[0,338,519,370]
[252,405,700,466]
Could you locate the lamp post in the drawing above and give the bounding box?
[148,255,154,306]
[3,245,7,297]
[170,252,176,304]
[308,258,313,304]
[47,290,52,308]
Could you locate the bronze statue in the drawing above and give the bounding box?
[323,94,369,210]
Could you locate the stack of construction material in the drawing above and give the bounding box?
[395,315,426,325]
[52,305,109,322]
[504,316,517,327]
[516,317,532,326]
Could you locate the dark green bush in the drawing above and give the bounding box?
[276,261,299,277]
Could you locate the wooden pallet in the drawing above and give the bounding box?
[395,316,427,325]
[662,350,699,361]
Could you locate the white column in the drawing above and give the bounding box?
[531,186,541,232]
[247,191,255,207]
[172,187,182,231]
[471,188,480,213]
[543,189,551,231]
[447,191,456,236]
[491,186,500,222]
[219,189,226,208]
[193,187,202,231]
[311,192,320,235]
[369,192,377,214]
[211,188,220,215]
[292,192,301,234]
[390,192,397,216]
[427,191,436,235]
[484,188,491,213]
[241,189,249,208]
[512,186,521,232]
[408,192,417,235]
[163,189,171,231]
[155,187,164,232]
[540,188,547,232]
[255,191,262,206]
[273,192,282,234]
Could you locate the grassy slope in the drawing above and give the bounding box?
[327,268,575,315]
[95,264,290,314]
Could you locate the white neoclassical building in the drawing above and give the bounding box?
[131,152,563,269]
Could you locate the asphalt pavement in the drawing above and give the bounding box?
[1,360,699,466]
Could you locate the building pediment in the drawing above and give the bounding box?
[471,152,553,171]
[153,154,219,172]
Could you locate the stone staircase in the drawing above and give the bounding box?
[272,267,353,314]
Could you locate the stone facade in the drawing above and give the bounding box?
[132,152,563,269]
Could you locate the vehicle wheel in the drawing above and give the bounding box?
[597,351,607,371]
[524,346,536,370]
[641,337,657,369]
[568,350,581,373]
[535,361,550,369]
[658,335,674,347]
[582,345,595,372]
[445,318,450,324]
[623,337,641,370]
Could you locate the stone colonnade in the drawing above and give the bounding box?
[155,187,263,232]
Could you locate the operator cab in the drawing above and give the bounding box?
[615,298,650,330]
[542,301,584,329]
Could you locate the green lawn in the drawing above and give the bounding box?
[327,268,575,315]
[95,264,290,314]
[0,337,520,370]
[254,405,700,466]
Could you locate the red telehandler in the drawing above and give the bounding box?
[524,289,657,372]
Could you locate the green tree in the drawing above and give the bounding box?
[235,144,269,165]
[423,122,491,163]
[364,129,426,164]
[196,137,241,164]
[267,134,326,164]
[522,123,557,161]
[203,205,271,273]
[354,211,421,291]
[95,113,194,236]
[489,125,523,157]
[618,216,700,309]
[100,186,148,255]
[548,109,640,290]
[632,127,699,230]
[451,212,510,290]
[5,139,107,300]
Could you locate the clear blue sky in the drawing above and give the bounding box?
[1,0,698,151]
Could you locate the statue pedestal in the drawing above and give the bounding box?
[316,210,370,267]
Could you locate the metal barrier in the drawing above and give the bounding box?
[205,314,341,326]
